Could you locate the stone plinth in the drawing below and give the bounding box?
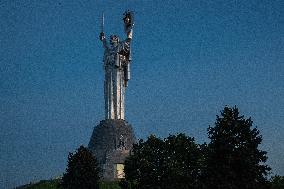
[88,119,135,180]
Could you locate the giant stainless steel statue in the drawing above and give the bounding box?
[89,11,136,180]
[99,11,134,120]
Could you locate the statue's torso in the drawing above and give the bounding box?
[104,42,129,69]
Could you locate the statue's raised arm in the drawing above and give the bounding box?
[123,10,134,40]
[99,12,109,50]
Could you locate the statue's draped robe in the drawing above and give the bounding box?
[103,38,131,120]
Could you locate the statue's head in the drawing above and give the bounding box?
[110,35,119,46]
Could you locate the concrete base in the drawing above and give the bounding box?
[88,119,135,181]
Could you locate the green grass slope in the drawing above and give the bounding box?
[15,179,62,189]
[15,179,121,189]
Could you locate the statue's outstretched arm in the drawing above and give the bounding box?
[123,11,134,41]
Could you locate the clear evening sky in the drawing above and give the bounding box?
[0,0,283,188]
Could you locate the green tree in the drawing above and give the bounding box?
[61,145,100,189]
[125,135,165,189]
[271,175,284,189]
[124,134,204,189]
[204,106,271,189]
[162,134,205,189]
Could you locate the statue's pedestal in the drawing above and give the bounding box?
[88,119,135,180]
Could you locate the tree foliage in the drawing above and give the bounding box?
[204,106,271,189]
[61,145,100,189]
[124,134,204,189]
[270,175,284,189]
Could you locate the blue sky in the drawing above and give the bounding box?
[0,0,283,188]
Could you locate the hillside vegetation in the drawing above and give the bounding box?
[16,180,121,189]
[15,179,62,189]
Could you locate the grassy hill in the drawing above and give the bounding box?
[15,179,121,189]
[15,179,62,189]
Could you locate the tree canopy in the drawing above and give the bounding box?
[61,145,100,189]
[270,175,284,189]
[123,106,272,189]
[124,134,204,189]
[204,106,271,189]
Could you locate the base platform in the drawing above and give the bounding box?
[88,119,135,180]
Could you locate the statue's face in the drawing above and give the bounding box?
[110,35,119,46]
